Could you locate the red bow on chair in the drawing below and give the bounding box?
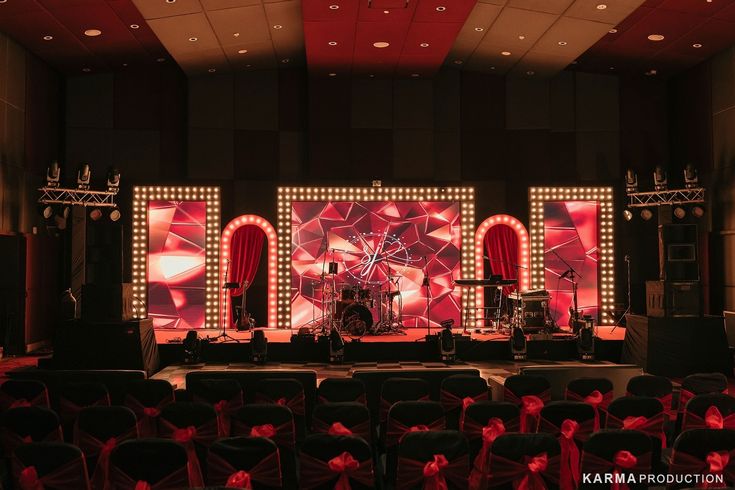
[328,422,353,436]
[518,454,550,490]
[611,451,637,490]
[18,466,42,490]
[706,406,725,429]
[468,418,506,490]
[520,396,544,433]
[226,470,252,489]
[423,454,450,490]
[329,452,361,490]
[558,420,580,490]
[250,424,276,439]
[134,482,152,490]
[706,451,730,488]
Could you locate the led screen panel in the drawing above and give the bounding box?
[147,200,206,329]
[291,201,462,328]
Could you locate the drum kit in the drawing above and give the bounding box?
[304,255,406,340]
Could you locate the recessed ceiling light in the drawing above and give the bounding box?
[609,66,615,70]
[233,33,240,37]
[369,74,375,78]
[84,29,102,37]
[238,49,248,54]
[246,64,252,68]
[571,60,578,65]
[501,51,512,56]
[608,28,617,33]
[420,43,429,47]
[157,58,166,62]
[188,37,198,42]
[596,4,607,9]
[383,10,389,13]
[43,35,53,41]
[558,41,567,46]
[281,58,289,63]
[518,35,526,40]
[329,4,339,9]
[273,25,283,29]
[475,27,484,32]
[411,73,419,77]
[453,59,463,65]
[130,24,140,29]
[490,66,495,70]
[647,34,664,41]
[329,73,337,77]
[527,71,535,75]
[692,43,702,48]
[123,63,128,67]
[208,68,216,73]
[373,41,390,48]
[436,6,446,11]
[645,69,657,76]
[166,0,176,3]
[82,68,91,72]
[328,41,337,46]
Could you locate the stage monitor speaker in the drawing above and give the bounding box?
[646,280,701,317]
[81,283,135,322]
[658,223,699,281]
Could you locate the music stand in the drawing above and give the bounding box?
[215,279,241,343]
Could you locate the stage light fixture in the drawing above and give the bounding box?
[329,327,344,363]
[439,319,456,361]
[653,166,667,191]
[109,208,121,222]
[510,326,526,361]
[251,329,268,364]
[691,206,705,218]
[40,204,54,220]
[89,209,103,221]
[684,164,699,189]
[673,206,686,219]
[640,209,653,221]
[77,164,91,189]
[623,209,633,221]
[625,169,638,194]
[107,167,121,191]
[577,315,595,360]
[46,161,61,188]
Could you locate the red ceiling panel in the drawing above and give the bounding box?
[302,0,359,22]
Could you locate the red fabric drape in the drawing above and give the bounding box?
[229,225,265,297]
[484,224,519,294]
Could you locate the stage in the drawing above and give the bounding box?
[154,326,625,365]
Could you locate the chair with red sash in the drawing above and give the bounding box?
[669,428,735,489]
[75,406,139,490]
[626,375,673,418]
[231,404,297,489]
[503,375,551,433]
[12,442,90,490]
[537,402,596,490]
[379,378,431,431]
[0,379,50,411]
[680,373,729,415]
[300,433,375,490]
[565,378,613,431]
[682,393,735,431]
[0,406,63,458]
[188,378,244,437]
[158,402,218,487]
[397,430,469,490]
[606,397,666,473]
[488,433,561,490]
[385,400,446,484]
[580,430,652,490]
[318,378,367,405]
[108,438,192,489]
[58,382,111,440]
[312,402,372,444]
[462,401,520,490]
[124,379,175,438]
[207,436,282,489]
[440,375,490,430]
[254,378,307,444]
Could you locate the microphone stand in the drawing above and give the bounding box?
[550,248,582,330]
[423,257,431,337]
[610,255,631,333]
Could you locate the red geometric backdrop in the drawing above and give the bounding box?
[291,201,462,328]
[543,201,599,326]
[147,201,207,329]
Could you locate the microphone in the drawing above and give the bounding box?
[624,255,630,262]
[560,270,571,279]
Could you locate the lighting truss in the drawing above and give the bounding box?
[37,186,118,207]
[626,187,705,208]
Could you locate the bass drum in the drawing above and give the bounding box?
[341,303,373,339]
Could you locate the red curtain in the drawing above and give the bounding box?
[228,225,265,297]
[484,224,519,294]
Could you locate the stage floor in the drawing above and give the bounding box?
[154,326,624,344]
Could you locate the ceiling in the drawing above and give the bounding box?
[1,0,734,78]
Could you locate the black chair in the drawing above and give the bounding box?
[680,373,729,410]
[462,400,520,483]
[606,396,666,472]
[0,406,63,457]
[207,436,282,489]
[12,442,90,490]
[396,430,469,490]
[439,374,489,430]
[75,406,138,488]
[231,404,297,489]
[318,378,367,404]
[109,438,191,489]
[385,401,445,481]
[669,429,735,489]
[683,393,735,431]
[503,375,551,432]
[488,433,561,490]
[188,378,244,437]
[580,430,652,490]
[626,375,673,411]
[312,402,371,443]
[565,378,614,430]
[300,434,375,490]
[58,382,111,439]
[124,379,175,437]
[0,379,50,410]
[254,378,307,443]
[379,378,430,426]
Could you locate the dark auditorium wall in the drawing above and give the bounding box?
[0,32,63,350]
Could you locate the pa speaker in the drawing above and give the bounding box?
[658,223,699,281]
